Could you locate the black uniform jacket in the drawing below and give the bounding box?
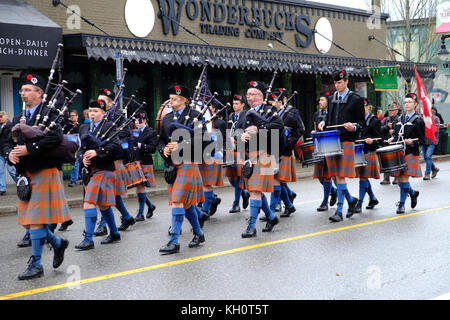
[313,109,328,129]
[63,122,80,135]
[380,115,399,140]
[78,120,121,172]
[4,104,64,174]
[0,120,13,158]
[133,125,157,165]
[358,114,383,153]
[392,113,425,156]
[325,91,365,142]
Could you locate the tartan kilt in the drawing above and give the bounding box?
[324,141,356,178]
[243,151,275,193]
[200,162,224,186]
[18,167,70,226]
[276,155,296,182]
[313,160,332,180]
[84,170,117,207]
[356,152,380,179]
[141,164,156,187]
[114,160,128,196]
[225,151,242,183]
[168,163,205,207]
[389,154,422,178]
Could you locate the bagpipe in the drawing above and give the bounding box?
[11,44,82,162]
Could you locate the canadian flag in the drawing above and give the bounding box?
[415,66,437,143]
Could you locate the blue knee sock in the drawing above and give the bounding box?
[115,195,132,220]
[100,207,119,235]
[249,199,262,229]
[194,205,203,219]
[137,193,146,216]
[285,183,293,197]
[280,183,293,208]
[343,187,353,203]
[202,191,214,212]
[170,208,185,244]
[358,180,369,205]
[336,183,349,213]
[270,185,282,212]
[322,181,332,206]
[84,208,98,241]
[145,196,154,208]
[261,194,275,220]
[367,181,377,200]
[232,180,242,204]
[185,206,203,236]
[46,225,61,249]
[399,182,410,204]
[98,216,107,228]
[30,228,47,267]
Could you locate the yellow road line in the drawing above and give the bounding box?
[2,204,450,300]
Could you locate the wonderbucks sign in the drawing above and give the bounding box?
[157,0,314,48]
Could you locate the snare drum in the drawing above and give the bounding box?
[354,144,368,167]
[297,141,324,167]
[375,144,407,173]
[312,130,342,158]
[124,161,147,189]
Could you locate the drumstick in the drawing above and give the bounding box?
[306,137,312,141]
[326,123,357,129]
[384,138,419,144]
[355,138,382,143]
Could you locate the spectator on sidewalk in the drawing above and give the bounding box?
[431,106,444,125]
[422,111,440,180]
[0,111,18,195]
[376,108,384,121]
[64,110,81,187]
[82,108,90,124]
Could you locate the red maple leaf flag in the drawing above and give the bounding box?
[415,66,437,143]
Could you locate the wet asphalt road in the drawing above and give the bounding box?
[1,160,450,301]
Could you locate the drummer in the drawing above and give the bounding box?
[387,93,425,214]
[317,69,365,222]
[312,91,337,212]
[351,99,382,215]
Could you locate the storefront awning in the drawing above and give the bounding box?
[70,33,437,79]
[0,0,62,68]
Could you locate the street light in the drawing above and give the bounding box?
[438,34,449,61]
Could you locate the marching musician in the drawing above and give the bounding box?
[130,111,157,223]
[75,99,122,250]
[387,93,425,214]
[313,91,338,212]
[240,81,283,238]
[380,104,400,185]
[225,94,250,213]
[351,98,382,215]
[318,69,364,222]
[157,84,205,254]
[5,74,70,280]
[94,89,135,236]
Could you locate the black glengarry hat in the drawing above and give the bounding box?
[99,88,116,101]
[23,74,46,91]
[332,69,348,81]
[168,84,190,99]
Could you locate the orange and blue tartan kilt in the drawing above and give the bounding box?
[324,141,356,178]
[243,151,275,193]
[313,160,331,180]
[168,163,205,207]
[141,164,156,187]
[18,167,70,226]
[276,154,296,182]
[84,170,117,207]
[200,162,224,186]
[225,151,243,183]
[356,152,380,179]
[389,154,422,178]
[114,159,127,196]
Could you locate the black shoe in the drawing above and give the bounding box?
[188,234,205,248]
[101,233,121,245]
[280,206,296,217]
[75,238,95,250]
[242,192,250,210]
[410,190,419,209]
[135,214,145,222]
[346,197,358,218]
[118,216,135,231]
[432,167,440,179]
[94,225,107,237]
[329,190,337,207]
[159,240,180,254]
[53,238,69,269]
[289,191,297,204]
[209,197,221,216]
[68,182,76,187]
[275,203,282,212]
[229,203,241,213]
[380,179,390,185]
[0,191,5,195]
[18,256,44,280]
[146,204,156,219]
[18,233,31,248]
[366,199,379,210]
[317,203,329,212]
[329,211,343,222]
[353,203,362,214]
[241,225,257,238]
[396,203,405,214]
[392,178,398,185]
[259,216,268,221]
[262,216,279,232]
[199,212,209,228]
[58,220,74,232]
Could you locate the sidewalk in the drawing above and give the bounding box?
[1,154,449,216]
